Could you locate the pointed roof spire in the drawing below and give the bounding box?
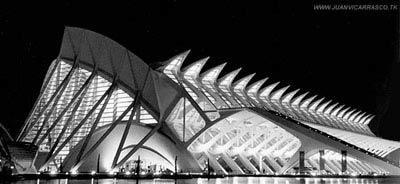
[354,112,366,123]
[163,50,190,72]
[182,57,209,79]
[348,110,362,122]
[360,114,372,125]
[309,97,325,112]
[270,85,291,103]
[291,92,309,107]
[281,89,300,105]
[343,109,357,121]
[200,62,227,84]
[218,68,242,88]
[259,82,280,99]
[246,78,268,95]
[324,102,339,115]
[357,114,370,124]
[337,107,351,119]
[363,115,375,125]
[316,100,332,114]
[331,104,345,117]
[300,95,317,110]
[233,73,256,91]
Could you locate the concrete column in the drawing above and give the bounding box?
[341,150,347,174]
[319,150,325,172]
[299,151,305,174]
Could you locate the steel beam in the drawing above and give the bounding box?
[36,71,97,147]
[39,83,115,171]
[111,92,141,168]
[71,100,135,171]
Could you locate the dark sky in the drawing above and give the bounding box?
[0,1,399,140]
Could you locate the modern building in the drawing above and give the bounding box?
[16,27,400,175]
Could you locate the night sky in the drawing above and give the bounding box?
[1,1,399,140]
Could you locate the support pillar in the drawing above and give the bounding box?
[341,150,347,174]
[319,150,325,172]
[299,151,305,174]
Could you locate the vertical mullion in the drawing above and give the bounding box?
[183,97,186,142]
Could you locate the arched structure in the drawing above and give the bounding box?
[17,27,400,175]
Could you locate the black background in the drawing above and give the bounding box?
[0,1,399,140]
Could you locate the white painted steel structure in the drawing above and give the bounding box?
[17,27,400,175]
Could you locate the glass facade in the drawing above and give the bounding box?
[20,60,158,170]
[17,27,400,175]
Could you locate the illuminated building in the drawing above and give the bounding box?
[16,27,400,175]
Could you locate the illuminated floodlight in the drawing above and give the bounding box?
[70,170,78,175]
[91,171,96,175]
[350,172,358,177]
[125,171,131,175]
[49,170,58,175]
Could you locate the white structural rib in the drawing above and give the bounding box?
[182,57,209,81]
[343,109,356,122]
[258,82,280,110]
[299,95,317,122]
[181,58,209,101]
[329,104,345,129]
[281,89,300,107]
[201,63,227,85]
[309,98,325,113]
[280,89,300,117]
[315,100,333,126]
[337,107,351,120]
[354,112,366,124]
[246,78,268,106]
[316,100,331,118]
[363,115,375,125]
[163,50,190,83]
[232,73,256,106]
[308,97,325,123]
[269,85,290,114]
[323,102,338,119]
[290,92,309,119]
[349,111,362,122]
[330,104,344,118]
[198,63,227,107]
[217,68,243,107]
[358,114,370,125]
[218,68,242,88]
